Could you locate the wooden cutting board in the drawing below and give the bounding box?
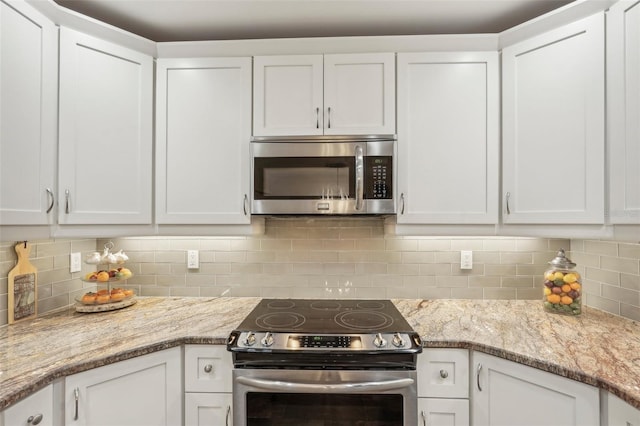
[8,242,37,324]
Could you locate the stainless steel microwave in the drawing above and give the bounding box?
[251,135,396,215]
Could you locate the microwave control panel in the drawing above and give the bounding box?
[365,156,392,199]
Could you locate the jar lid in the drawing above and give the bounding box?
[548,249,576,268]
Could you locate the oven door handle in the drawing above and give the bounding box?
[236,376,414,393]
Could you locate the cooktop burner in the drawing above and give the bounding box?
[234,299,414,334]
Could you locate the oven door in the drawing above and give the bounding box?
[233,368,417,426]
[251,137,395,215]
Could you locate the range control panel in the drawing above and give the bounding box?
[365,156,392,199]
[229,331,421,352]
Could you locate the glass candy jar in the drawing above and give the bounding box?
[543,249,582,315]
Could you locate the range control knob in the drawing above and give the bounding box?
[261,332,274,347]
[244,332,256,346]
[392,333,405,348]
[373,333,387,348]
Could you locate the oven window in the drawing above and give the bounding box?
[246,392,403,425]
[254,157,355,200]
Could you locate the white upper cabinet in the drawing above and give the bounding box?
[58,27,153,225]
[502,13,605,224]
[323,53,395,135]
[253,55,323,136]
[608,0,640,224]
[0,0,57,225]
[155,57,252,224]
[396,51,499,224]
[253,53,395,136]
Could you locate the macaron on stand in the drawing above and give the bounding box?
[76,241,136,313]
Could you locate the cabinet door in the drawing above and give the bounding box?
[184,393,232,426]
[472,351,599,426]
[58,27,153,225]
[155,57,251,224]
[0,0,57,225]
[2,384,53,426]
[323,53,395,135]
[397,52,499,224]
[253,55,323,136]
[64,348,181,426]
[418,398,469,426]
[608,0,640,224]
[184,345,232,393]
[502,13,605,224]
[607,392,640,426]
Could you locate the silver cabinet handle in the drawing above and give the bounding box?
[65,189,70,214]
[27,414,43,425]
[315,107,320,129]
[45,188,54,214]
[237,376,414,393]
[505,192,511,215]
[243,194,249,215]
[476,363,483,391]
[354,145,364,211]
[73,387,79,420]
[421,410,426,426]
[204,364,213,373]
[399,193,405,215]
[439,369,449,379]
[225,405,231,426]
[327,106,331,128]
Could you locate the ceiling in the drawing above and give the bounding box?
[53,0,575,43]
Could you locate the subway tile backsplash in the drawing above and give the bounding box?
[571,239,640,321]
[1,218,639,326]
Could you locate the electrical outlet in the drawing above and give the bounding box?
[460,250,473,270]
[70,252,82,273]
[187,250,199,269]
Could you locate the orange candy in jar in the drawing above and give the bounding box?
[543,249,582,315]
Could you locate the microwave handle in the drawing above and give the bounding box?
[355,145,364,210]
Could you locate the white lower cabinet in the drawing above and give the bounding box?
[606,392,640,426]
[185,393,232,426]
[471,351,599,426]
[1,384,54,426]
[417,349,469,426]
[184,345,233,426]
[64,348,181,426]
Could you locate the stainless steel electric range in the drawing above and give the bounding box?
[227,299,422,426]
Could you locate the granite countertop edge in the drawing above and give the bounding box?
[1,297,639,412]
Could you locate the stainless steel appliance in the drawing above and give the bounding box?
[227,299,422,426]
[251,135,395,215]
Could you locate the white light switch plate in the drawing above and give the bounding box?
[187,250,199,269]
[70,252,82,273]
[460,250,473,270]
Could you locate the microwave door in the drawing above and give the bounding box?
[253,155,358,214]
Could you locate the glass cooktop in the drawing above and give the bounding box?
[234,299,415,334]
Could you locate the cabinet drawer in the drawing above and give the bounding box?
[418,349,469,398]
[185,345,232,393]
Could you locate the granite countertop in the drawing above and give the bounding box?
[1,297,639,412]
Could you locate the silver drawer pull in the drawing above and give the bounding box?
[439,369,449,379]
[204,364,213,373]
[27,414,43,425]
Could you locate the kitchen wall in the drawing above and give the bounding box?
[2,219,639,327]
[570,239,640,322]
